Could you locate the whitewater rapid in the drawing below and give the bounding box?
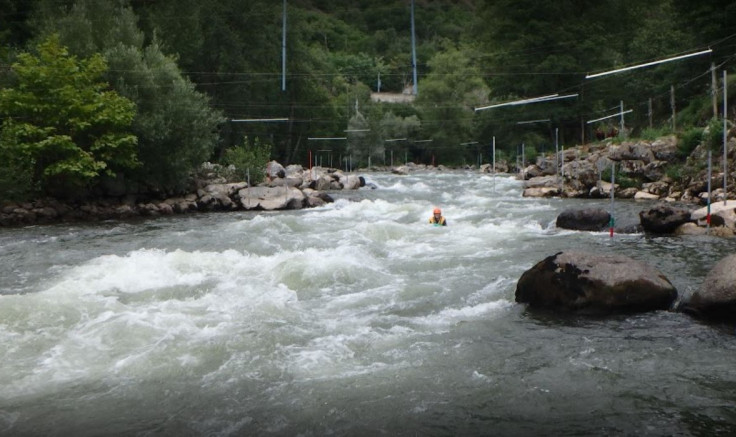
[1,171,735,436]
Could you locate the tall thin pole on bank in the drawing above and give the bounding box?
[521,142,525,170]
[671,85,676,131]
[712,63,718,118]
[610,162,615,238]
[707,150,712,234]
[492,136,496,192]
[555,128,559,179]
[410,0,418,96]
[724,70,729,205]
[282,0,287,91]
[619,100,625,137]
[560,146,565,187]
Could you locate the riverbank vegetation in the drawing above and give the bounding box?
[1,0,734,202]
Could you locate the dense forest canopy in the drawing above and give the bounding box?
[1,0,734,200]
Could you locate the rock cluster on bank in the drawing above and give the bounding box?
[522,133,736,203]
[554,201,736,236]
[0,162,365,227]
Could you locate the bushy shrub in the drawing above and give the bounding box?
[222,137,272,185]
[703,118,724,152]
[640,127,668,141]
[601,167,640,189]
[665,163,683,182]
[677,127,704,158]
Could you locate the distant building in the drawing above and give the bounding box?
[370,85,416,104]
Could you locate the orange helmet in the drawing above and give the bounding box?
[433,207,441,214]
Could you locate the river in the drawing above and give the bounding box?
[1,170,735,436]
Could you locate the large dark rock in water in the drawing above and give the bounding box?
[556,208,610,231]
[639,204,691,234]
[516,251,677,314]
[680,254,736,322]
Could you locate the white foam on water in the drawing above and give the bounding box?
[0,169,563,401]
[382,179,433,193]
[0,247,314,396]
[410,300,514,329]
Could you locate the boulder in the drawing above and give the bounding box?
[641,161,668,182]
[556,208,610,231]
[650,136,678,161]
[515,251,677,314]
[642,180,670,197]
[609,142,655,164]
[536,156,559,176]
[494,160,510,173]
[618,187,638,199]
[342,174,362,190]
[268,177,303,188]
[618,159,646,178]
[523,164,543,179]
[157,203,174,215]
[597,181,617,196]
[639,205,692,234]
[524,175,559,189]
[562,160,599,188]
[634,191,660,200]
[165,197,198,213]
[238,186,305,210]
[523,187,561,198]
[311,175,333,191]
[691,200,736,229]
[284,164,305,178]
[680,254,736,322]
[196,183,242,211]
[674,222,707,236]
[267,161,286,179]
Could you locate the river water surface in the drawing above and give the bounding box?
[1,171,735,436]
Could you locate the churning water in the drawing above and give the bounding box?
[1,171,735,436]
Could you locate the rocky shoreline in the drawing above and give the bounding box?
[519,134,735,204]
[4,131,736,231]
[0,162,364,227]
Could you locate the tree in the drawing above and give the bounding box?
[0,35,137,198]
[31,0,224,194]
[416,46,489,165]
[105,42,224,193]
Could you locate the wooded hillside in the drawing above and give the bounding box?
[1,0,734,200]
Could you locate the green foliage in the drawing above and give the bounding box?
[665,163,684,182]
[494,149,510,163]
[0,130,35,201]
[677,93,714,129]
[703,118,724,152]
[33,1,224,194]
[601,167,640,190]
[678,127,704,158]
[523,145,538,165]
[105,42,224,193]
[640,127,669,141]
[222,137,272,185]
[3,0,734,181]
[0,35,137,199]
[416,47,489,165]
